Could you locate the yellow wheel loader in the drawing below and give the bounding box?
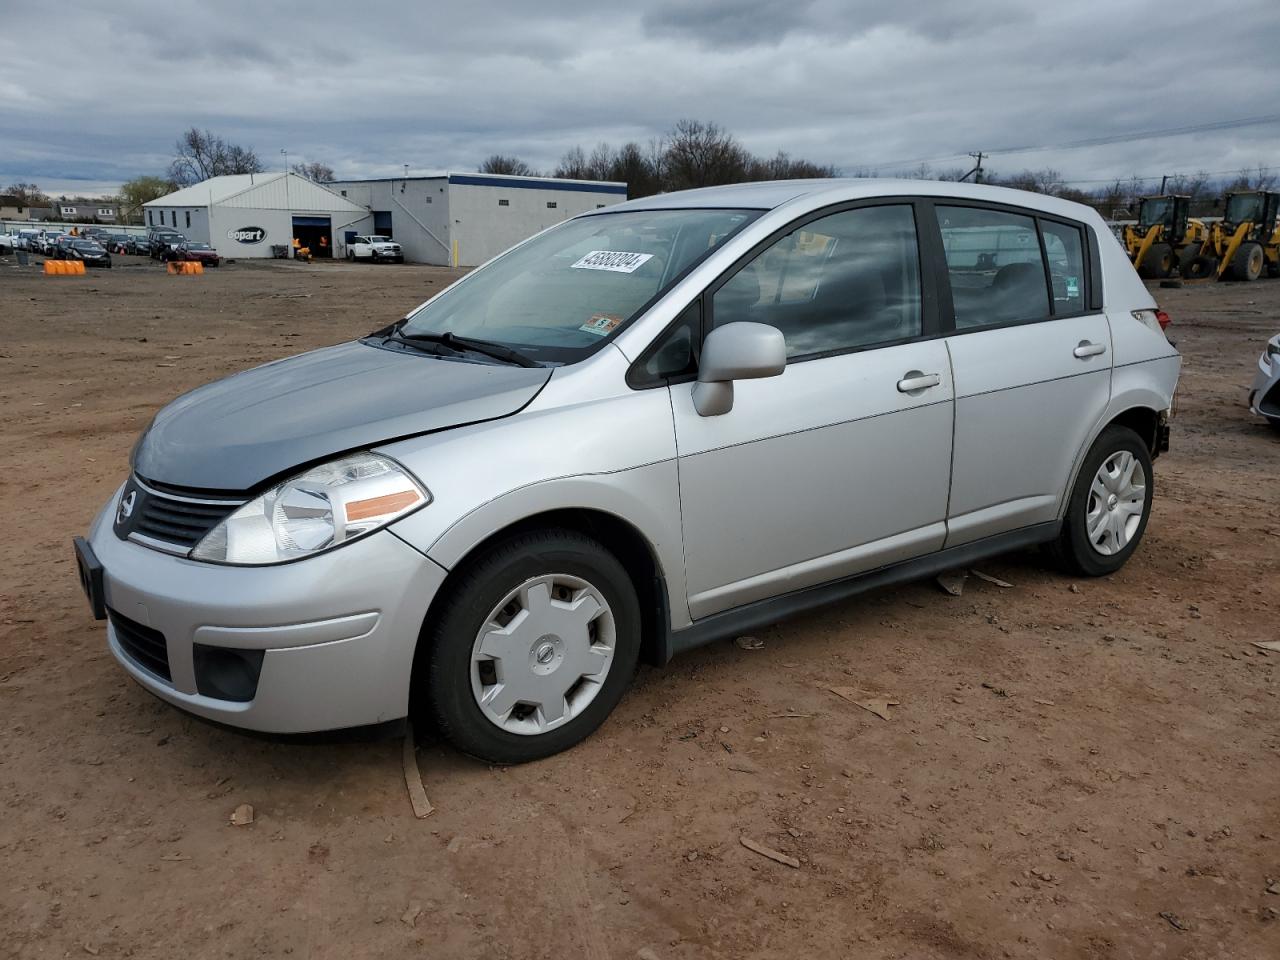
[1122,195,1206,279]
[1182,191,1280,282]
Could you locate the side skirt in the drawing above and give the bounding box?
[664,521,1060,659]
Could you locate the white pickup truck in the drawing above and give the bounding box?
[347,235,404,263]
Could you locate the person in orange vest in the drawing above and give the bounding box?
[318,235,329,256]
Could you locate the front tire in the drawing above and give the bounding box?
[1049,426,1154,577]
[1143,243,1174,279]
[1228,242,1264,282]
[422,530,641,764]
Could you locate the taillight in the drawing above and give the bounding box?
[1132,308,1170,336]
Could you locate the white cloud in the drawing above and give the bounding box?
[0,0,1277,193]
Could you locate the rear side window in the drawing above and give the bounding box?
[712,204,922,360]
[937,206,1049,328]
[1040,220,1086,314]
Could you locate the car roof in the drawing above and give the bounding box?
[594,177,1100,224]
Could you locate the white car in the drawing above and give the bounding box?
[15,228,41,251]
[348,235,404,263]
[1250,333,1280,430]
[0,233,13,254]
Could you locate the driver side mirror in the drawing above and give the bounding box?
[692,321,787,417]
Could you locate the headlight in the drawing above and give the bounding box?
[191,452,429,565]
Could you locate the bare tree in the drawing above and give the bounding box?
[291,161,335,183]
[553,145,590,180]
[1223,165,1277,192]
[479,154,535,176]
[169,128,263,186]
[747,151,839,181]
[4,182,48,205]
[555,120,834,198]
[663,119,751,191]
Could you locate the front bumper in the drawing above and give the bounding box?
[83,491,447,733]
[1249,347,1279,423]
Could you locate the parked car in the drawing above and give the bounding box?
[104,234,132,254]
[148,230,185,260]
[38,232,68,256]
[0,233,13,254]
[15,228,41,251]
[61,239,112,268]
[174,241,221,267]
[348,235,404,263]
[1249,333,1280,430]
[74,180,1181,764]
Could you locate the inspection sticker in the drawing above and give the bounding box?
[1066,276,1080,298]
[570,250,653,273]
[579,313,624,337]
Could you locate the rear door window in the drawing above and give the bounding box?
[936,206,1049,329]
[1040,220,1086,314]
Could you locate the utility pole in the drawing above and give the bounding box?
[960,151,987,183]
[1158,174,1168,194]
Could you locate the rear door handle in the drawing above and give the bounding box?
[897,371,942,393]
[1073,340,1106,359]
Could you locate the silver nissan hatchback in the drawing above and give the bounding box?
[75,180,1180,763]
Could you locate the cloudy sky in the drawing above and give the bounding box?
[2,0,1278,198]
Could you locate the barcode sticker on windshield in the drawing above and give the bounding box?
[579,313,624,337]
[571,250,653,273]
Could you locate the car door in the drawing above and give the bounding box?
[669,201,955,621]
[930,202,1112,546]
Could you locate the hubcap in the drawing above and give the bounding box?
[470,574,615,736]
[1086,450,1147,556]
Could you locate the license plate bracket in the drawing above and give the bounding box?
[72,537,107,621]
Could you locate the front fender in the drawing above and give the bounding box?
[418,462,689,628]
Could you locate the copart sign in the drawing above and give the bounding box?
[227,226,266,244]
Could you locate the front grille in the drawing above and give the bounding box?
[114,476,243,552]
[108,608,171,681]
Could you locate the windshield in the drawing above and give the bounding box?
[1139,198,1172,228]
[72,241,102,251]
[186,243,211,250]
[368,236,391,242]
[1225,193,1263,225]
[400,208,760,362]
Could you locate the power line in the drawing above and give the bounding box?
[852,112,1280,174]
[1058,163,1280,186]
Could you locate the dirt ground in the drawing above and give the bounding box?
[1,253,1277,960]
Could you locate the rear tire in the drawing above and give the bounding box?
[1184,255,1217,280]
[1228,242,1264,281]
[1144,243,1174,279]
[421,530,641,764]
[1048,425,1154,577]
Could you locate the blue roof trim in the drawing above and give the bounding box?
[447,174,628,195]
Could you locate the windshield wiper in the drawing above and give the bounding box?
[392,330,540,367]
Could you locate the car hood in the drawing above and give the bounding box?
[133,340,551,490]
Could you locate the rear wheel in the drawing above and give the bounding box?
[1228,241,1264,281]
[422,530,641,764]
[1049,425,1154,577]
[1184,255,1217,280]
[1144,243,1174,279]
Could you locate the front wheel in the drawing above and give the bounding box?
[1228,242,1264,282]
[1143,243,1174,279]
[422,530,641,764]
[1049,425,1154,577]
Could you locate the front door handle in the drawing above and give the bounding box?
[1073,340,1106,359]
[897,371,942,393]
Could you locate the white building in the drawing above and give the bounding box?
[326,172,628,266]
[143,173,374,259]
